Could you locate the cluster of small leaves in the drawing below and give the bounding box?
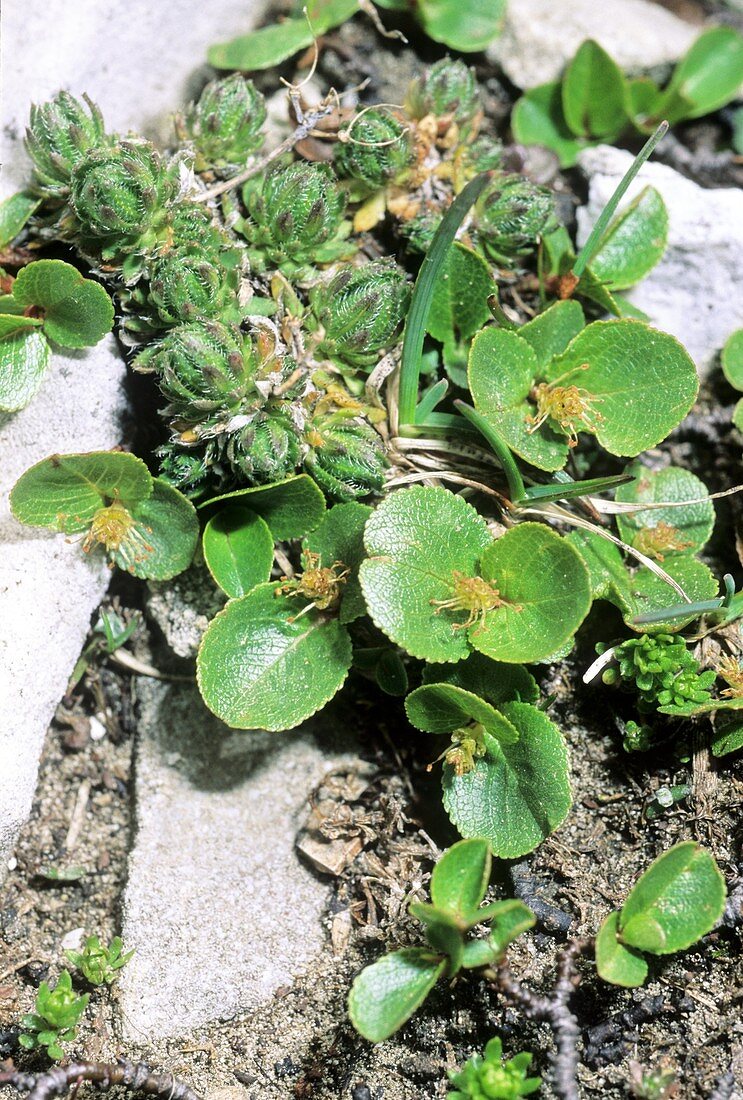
[513,29,743,167]
[595,842,726,988]
[348,839,535,1041]
[19,971,88,1061]
[602,633,715,710]
[568,463,718,635]
[8,47,732,876]
[207,0,506,72]
[10,451,199,580]
[447,1037,541,1099]
[65,935,135,986]
[0,242,113,412]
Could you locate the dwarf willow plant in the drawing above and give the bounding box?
[513,27,743,167]
[7,51,735,859]
[349,839,725,1049]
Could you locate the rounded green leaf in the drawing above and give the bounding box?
[628,78,665,129]
[518,301,586,372]
[12,259,114,348]
[619,842,726,955]
[468,327,570,472]
[203,506,274,598]
[428,243,494,346]
[711,716,743,759]
[208,20,314,70]
[722,329,743,391]
[0,329,51,413]
[429,838,491,921]
[511,83,584,169]
[423,652,539,707]
[589,187,668,291]
[110,478,199,580]
[468,523,591,663]
[566,529,627,601]
[359,486,492,662]
[625,557,718,632]
[207,0,356,69]
[197,582,352,730]
[595,910,648,987]
[0,190,41,248]
[615,464,714,558]
[348,948,446,1043]
[406,684,520,745]
[416,0,505,51]
[0,314,43,337]
[442,700,572,858]
[10,451,153,533]
[304,501,372,624]
[659,27,743,124]
[198,475,325,541]
[375,649,409,696]
[561,39,629,140]
[546,321,699,457]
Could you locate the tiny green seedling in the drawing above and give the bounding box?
[405,653,572,858]
[0,258,113,412]
[448,1037,541,1099]
[513,28,743,167]
[19,970,89,1061]
[65,935,134,986]
[595,841,726,987]
[348,838,534,1042]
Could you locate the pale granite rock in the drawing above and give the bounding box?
[577,145,743,377]
[488,0,696,90]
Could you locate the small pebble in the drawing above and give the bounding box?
[89,715,107,741]
[60,926,85,951]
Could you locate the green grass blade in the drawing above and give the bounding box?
[398,172,493,428]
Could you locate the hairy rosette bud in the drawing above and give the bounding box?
[474,176,555,263]
[135,320,255,421]
[310,260,410,370]
[334,108,415,191]
[178,74,266,174]
[26,91,109,198]
[219,409,302,485]
[242,161,347,271]
[406,58,480,131]
[69,139,176,257]
[304,413,387,501]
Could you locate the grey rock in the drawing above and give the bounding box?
[0,343,128,875]
[488,0,696,90]
[0,0,268,877]
[577,145,743,377]
[147,567,226,659]
[1,0,271,193]
[119,678,357,1040]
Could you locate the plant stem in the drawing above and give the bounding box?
[493,939,592,1100]
[453,401,526,504]
[0,1061,203,1100]
[572,121,668,279]
[195,95,335,204]
[397,171,493,430]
